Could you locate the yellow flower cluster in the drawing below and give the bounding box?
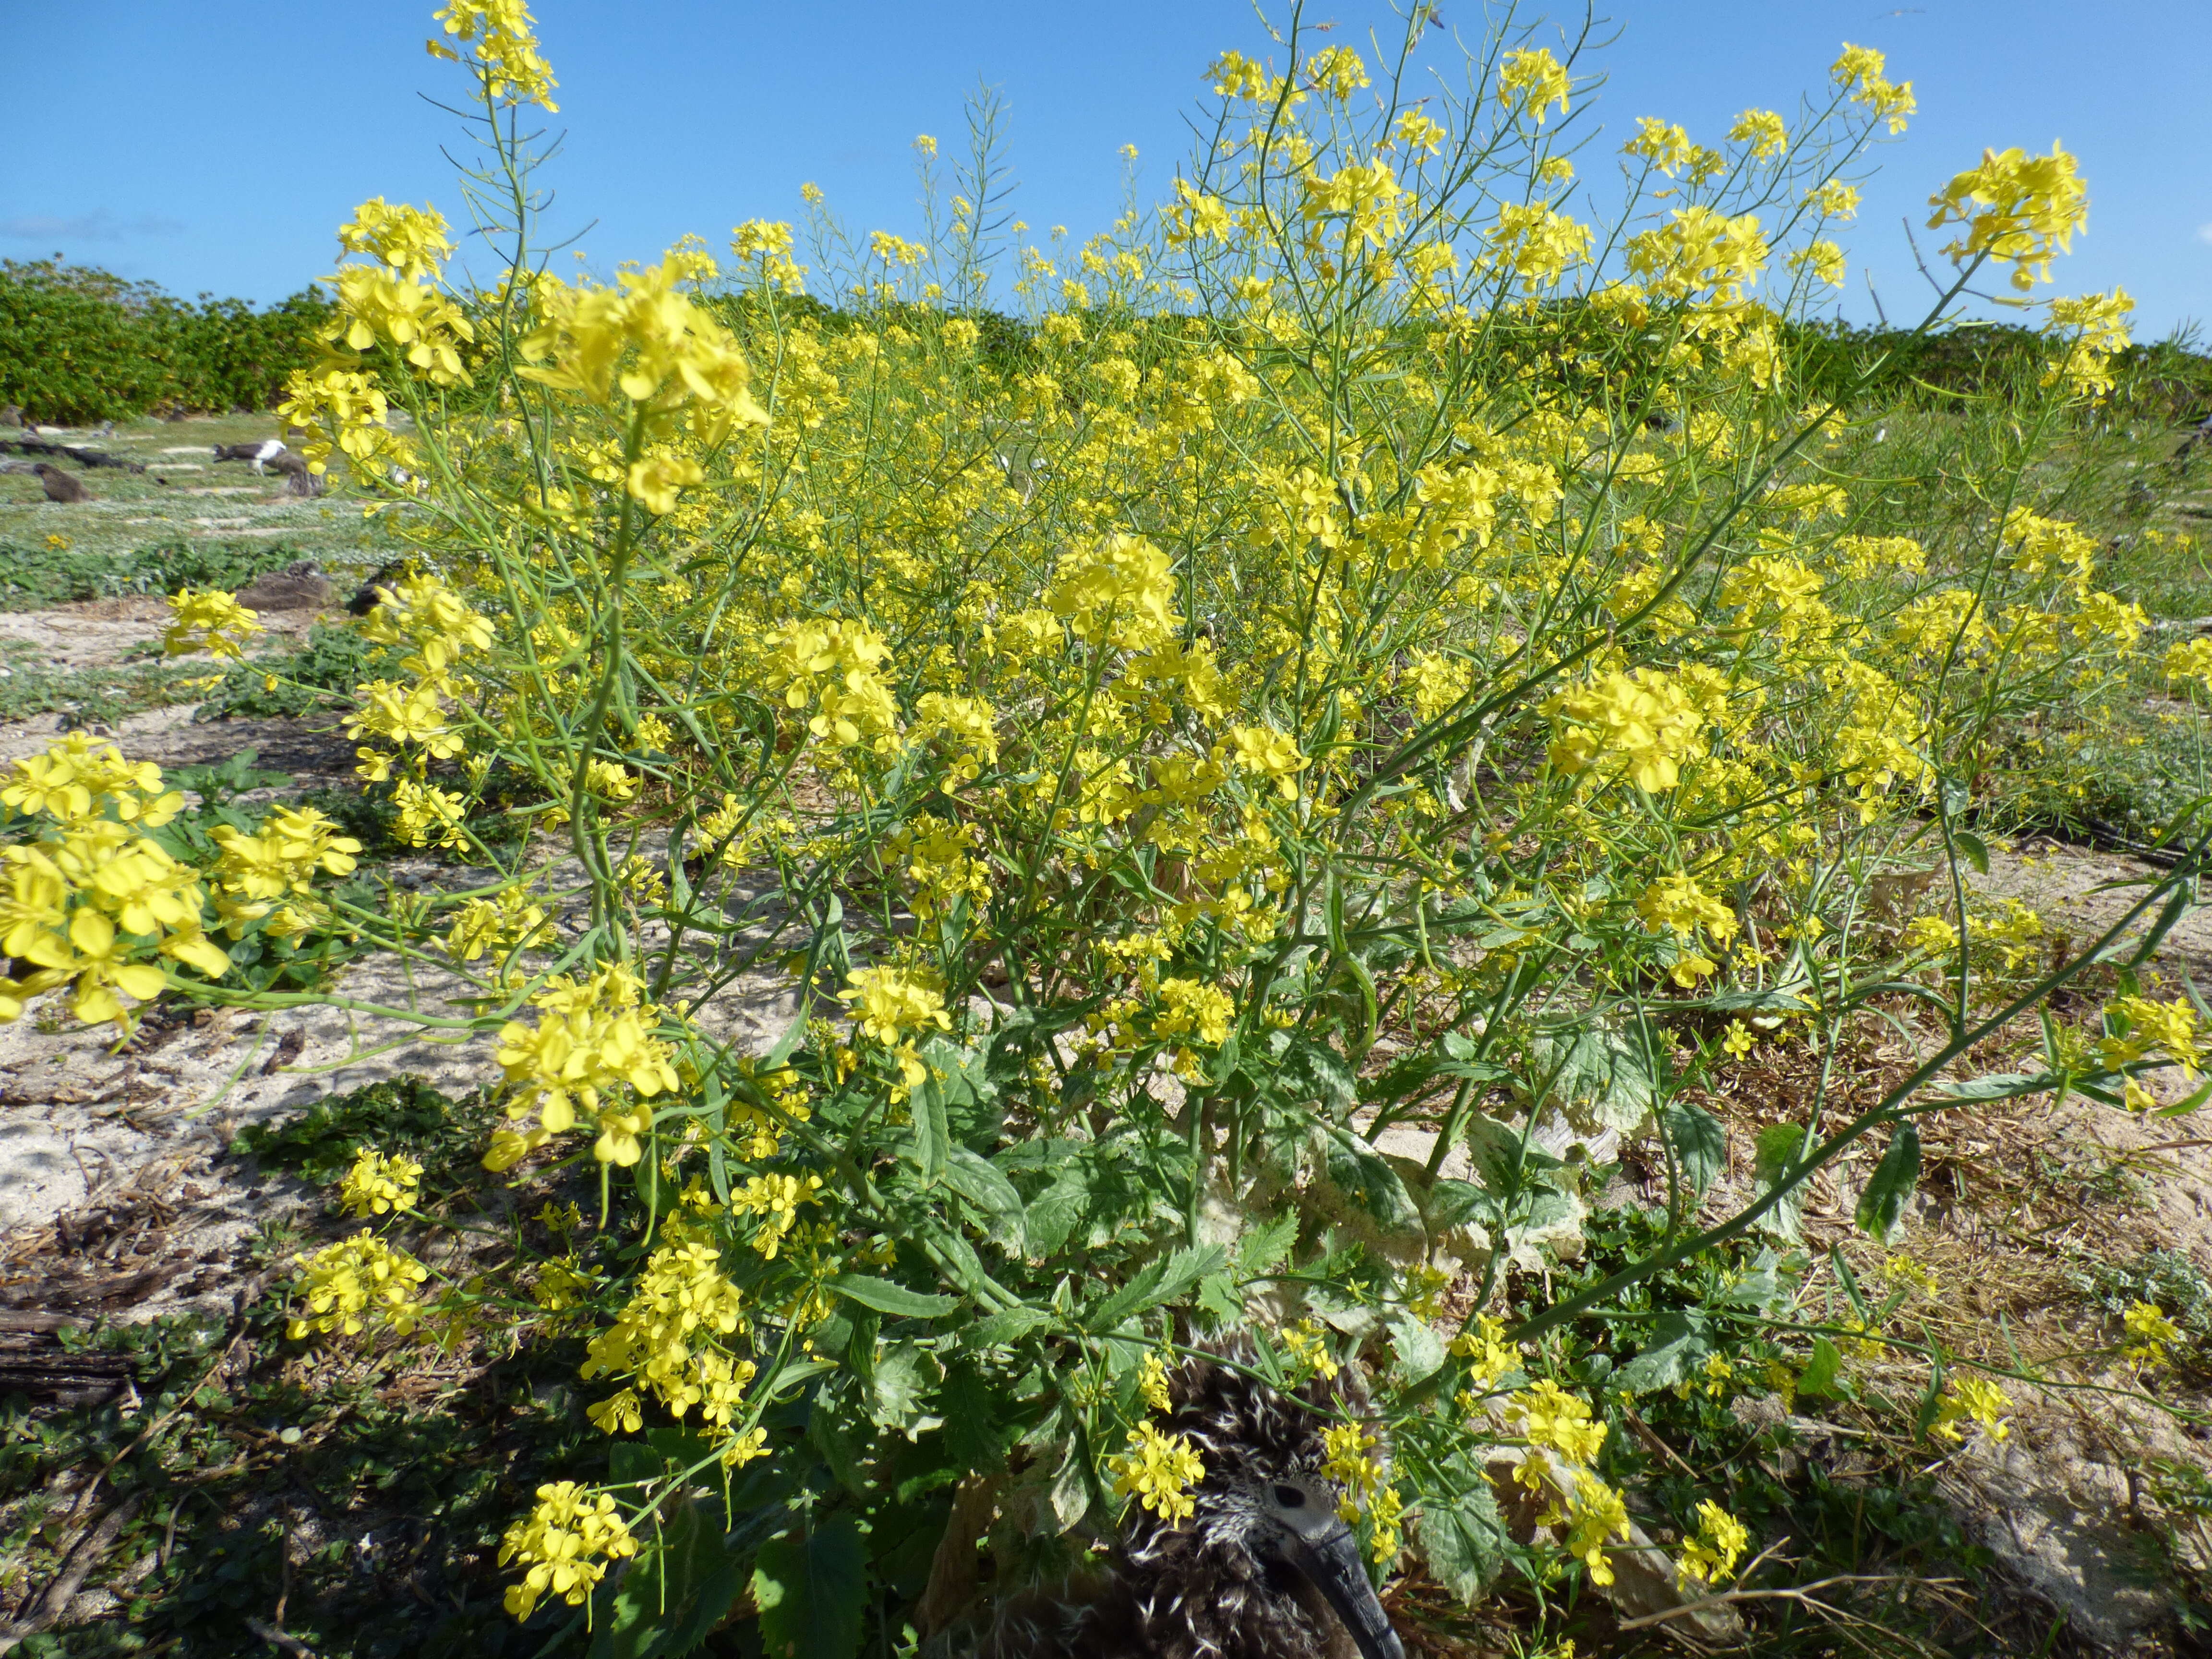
[489,962,681,1169]
[1320,1423,1403,1563]
[2099,994,2203,1079]
[1449,1312,1519,1391]
[496,1483,637,1622]
[1831,43,1914,132]
[2122,1301,2182,1369]
[1926,142,2087,291]
[0,738,232,1027]
[1676,1499,1750,1584]
[1929,1374,2012,1443]
[518,251,770,471]
[1546,670,1707,793]
[338,1147,423,1218]
[287,1230,432,1341]
[1504,1380,1631,1585]
[1109,1420,1206,1525]
[579,1224,769,1465]
[429,0,560,110]
[209,805,362,939]
[164,589,264,661]
[1282,1319,1340,1383]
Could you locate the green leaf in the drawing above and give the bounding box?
[1281,1035,1358,1115]
[1951,830,1990,875]
[1931,1070,2062,1103]
[592,1497,745,1659]
[1611,1310,1713,1394]
[1854,1121,1921,1244]
[828,1274,958,1319]
[1752,1121,1812,1242]
[1024,1163,1094,1258]
[1195,1271,1244,1327]
[964,1305,1054,1349]
[943,1148,1027,1250]
[1234,1209,1299,1279]
[1320,1126,1421,1234]
[1082,1243,1228,1334]
[753,1515,866,1659]
[1417,1450,1506,1604]
[1798,1335,1843,1399]
[869,1341,945,1436]
[909,1064,951,1185]
[1387,1313,1446,1381]
[1660,1100,1725,1199]
[1519,1016,1659,1135]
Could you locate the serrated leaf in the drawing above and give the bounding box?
[1854,1121,1921,1244]
[943,1147,1027,1250]
[1234,1209,1299,1279]
[753,1515,866,1659]
[1082,1243,1228,1334]
[1195,1271,1244,1327]
[1519,1016,1659,1135]
[1282,1035,1358,1115]
[828,1274,958,1319]
[1660,1100,1726,1199]
[869,1342,945,1438]
[1612,1310,1713,1394]
[964,1305,1054,1349]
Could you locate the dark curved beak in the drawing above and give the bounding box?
[1286,1522,1405,1659]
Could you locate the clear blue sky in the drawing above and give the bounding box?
[4,2,2205,338]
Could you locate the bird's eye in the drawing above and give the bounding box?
[1272,1484,1306,1508]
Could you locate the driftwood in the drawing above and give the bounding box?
[0,438,145,473]
[0,1312,132,1406]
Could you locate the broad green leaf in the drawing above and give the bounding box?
[592,1496,744,1659]
[1752,1121,1812,1242]
[1195,1272,1244,1327]
[1660,1100,1726,1199]
[1387,1313,1446,1381]
[1854,1121,1921,1244]
[1951,830,1990,874]
[1611,1310,1713,1394]
[1798,1335,1843,1399]
[1417,1451,1506,1604]
[869,1341,945,1437]
[1519,1016,1659,1136]
[1320,1126,1421,1234]
[828,1274,958,1319]
[943,1147,1027,1250]
[753,1515,866,1659]
[1281,1034,1358,1115]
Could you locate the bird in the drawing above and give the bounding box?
[266,452,323,498]
[983,1346,1405,1659]
[212,438,289,473]
[33,463,88,504]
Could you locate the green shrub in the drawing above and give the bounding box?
[0,258,333,423]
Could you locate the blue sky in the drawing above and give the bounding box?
[5,1,2205,338]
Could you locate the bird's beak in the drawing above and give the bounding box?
[1286,1522,1405,1659]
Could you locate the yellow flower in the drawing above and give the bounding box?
[1110,1421,1205,1524]
[1728,108,1787,160]
[338,1147,423,1218]
[1929,1374,2011,1443]
[839,964,951,1047]
[1497,48,1571,125]
[1140,1352,1173,1413]
[164,589,264,662]
[1677,1500,1749,1584]
[1508,1379,1608,1465]
[1283,1320,1340,1383]
[1228,726,1309,799]
[497,1483,639,1622]
[1046,533,1181,653]
[287,1230,432,1341]
[1546,670,1707,793]
[1927,143,2087,291]
[2122,1300,2182,1368]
